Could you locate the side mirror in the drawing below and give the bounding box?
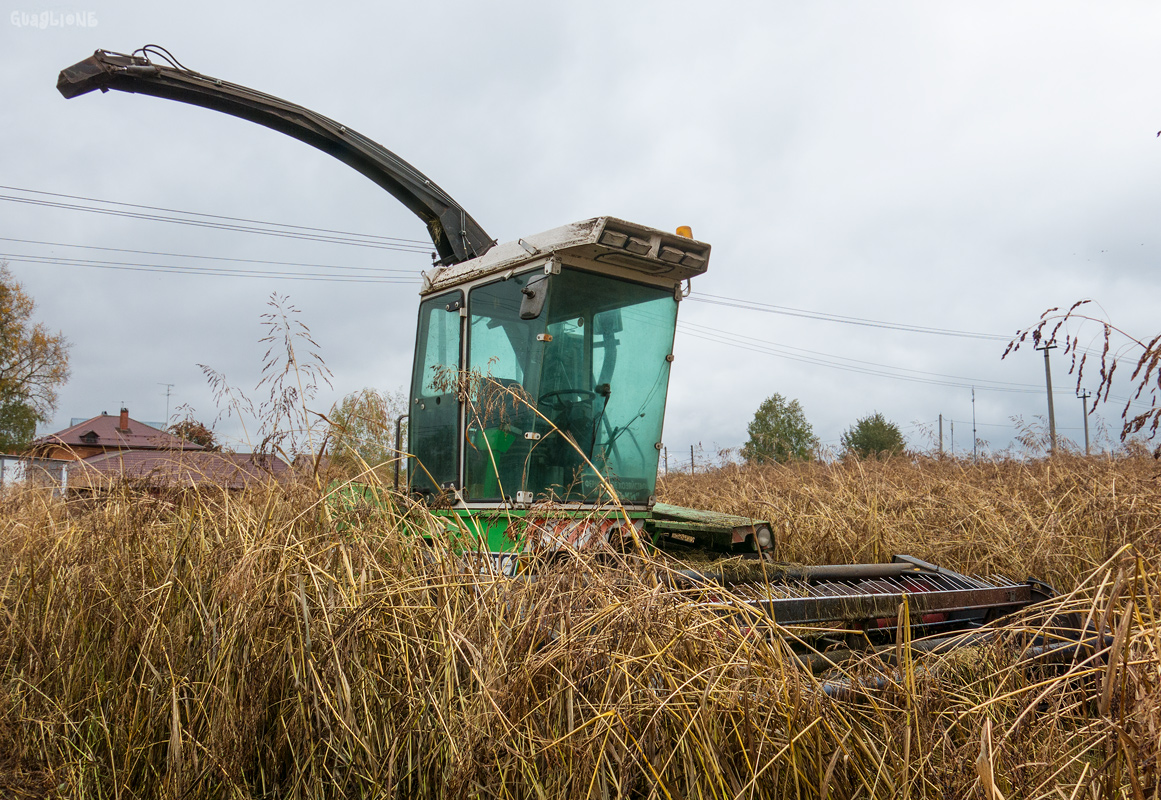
[595,309,622,334]
[519,276,549,320]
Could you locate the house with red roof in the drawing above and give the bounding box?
[25,408,289,492]
[29,408,204,461]
[67,449,291,491]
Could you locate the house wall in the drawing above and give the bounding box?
[0,456,70,497]
[35,444,106,461]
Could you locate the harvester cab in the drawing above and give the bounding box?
[57,47,1061,649]
[410,218,702,510]
[406,219,775,562]
[404,216,773,563]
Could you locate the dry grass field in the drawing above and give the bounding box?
[0,455,1157,798]
[659,454,1161,589]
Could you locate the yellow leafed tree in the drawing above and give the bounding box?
[326,387,408,480]
[0,263,70,451]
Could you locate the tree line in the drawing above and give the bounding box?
[741,393,905,464]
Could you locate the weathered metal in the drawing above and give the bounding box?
[679,557,1035,632]
[422,218,710,296]
[57,49,493,265]
[649,502,769,552]
[746,579,1030,626]
[681,562,925,583]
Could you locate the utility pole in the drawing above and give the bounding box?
[690,444,695,474]
[972,387,978,463]
[938,414,943,457]
[158,382,175,423]
[663,446,668,474]
[1078,390,1091,456]
[950,420,954,456]
[1036,344,1058,455]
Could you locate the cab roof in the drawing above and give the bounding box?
[421,217,711,296]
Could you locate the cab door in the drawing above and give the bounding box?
[408,290,464,493]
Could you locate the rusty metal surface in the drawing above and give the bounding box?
[651,502,764,530]
[682,562,930,584]
[649,502,771,552]
[673,555,1037,628]
[719,571,1031,626]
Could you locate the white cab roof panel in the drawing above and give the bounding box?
[422,217,711,295]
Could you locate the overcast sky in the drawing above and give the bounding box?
[3,1,1160,461]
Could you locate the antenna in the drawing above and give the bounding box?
[158,382,175,423]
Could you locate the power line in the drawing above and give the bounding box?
[0,185,431,246]
[816,419,932,445]
[689,291,1113,366]
[680,320,1042,390]
[0,253,419,284]
[1,185,1150,408]
[0,186,1133,360]
[941,419,1089,430]
[0,237,421,275]
[689,292,1011,342]
[676,320,1150,409]
[676,322,1043,394]
[0,193,433,253]
[0,186,1119,356]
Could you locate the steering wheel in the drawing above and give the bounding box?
[538,389,597,412]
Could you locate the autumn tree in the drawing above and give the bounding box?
[742,393,817,464]
[0,399,39,452]
[0,264,69,451]
[167,417,221,451]
[841,411,906,459]
[327,387,408,479]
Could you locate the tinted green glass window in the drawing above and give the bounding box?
[465,269,676,505]
[408,291,462,492]
[465,274,545,500]
[534,271,676,503]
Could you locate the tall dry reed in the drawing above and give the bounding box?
[0,456,1156,798]
[660,454,1161,589]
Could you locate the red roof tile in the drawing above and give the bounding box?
[35,412,204,451]
[70,450,290,490]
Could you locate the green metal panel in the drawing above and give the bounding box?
[329,484,773,562]
[431,507,653,554]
